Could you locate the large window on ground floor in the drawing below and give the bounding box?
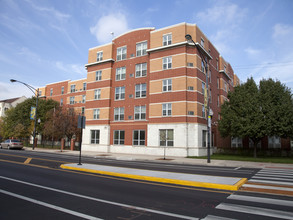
[91,130,100,144]
[114,130,125,145]
[268,136,281,148]
[159,129,174,146]
[202,130,207,147]
[231,137,242,148]
[133,130,145,146]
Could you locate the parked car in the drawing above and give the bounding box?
[0,139,23,149]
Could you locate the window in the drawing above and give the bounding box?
[61,86,64,94]
[70,96,75,105]
[116,67,126,81]
[60,98,63,106]
[202,130,207,147]
[115,86,125,100]
[163,56,172,69]
[268,136,281,148]
[94,89,101,100]
[202,105,205,118]
[117,46,127,61]
[163,34,172,46]
[232,137,242,148]
[50,88,53,96]
[162,103,172,116]
[201,60,205,73]
[224,82,228,93]
[82,95,86,103]
[96,71,102,81]
[114,107,124,121]
[133,130,145,146]
[217,95,220,107]
[93,109,100,119]
[135,84,147,98]
[163,79,172,92]
[114,130,125,145]
[134,106,146,120]
[217,78,219,89]
[201,38,205,47]
[83,83,87,91]
[135,63,147,77]
[70,85,76,93]
[224,65,227,73]
[136,41,147,56]
[38,90,42,96]
[202,82,205,94]
[159,129,174,146]
[97,51,103,62]
[91,130,100,144]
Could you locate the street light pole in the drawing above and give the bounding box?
[10,79,39,150]
[185,34,212,163]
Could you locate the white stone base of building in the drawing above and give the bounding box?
[81,123,212,157]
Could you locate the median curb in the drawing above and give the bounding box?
[60,164,247,191]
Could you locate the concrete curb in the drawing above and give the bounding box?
[60,164,247,191]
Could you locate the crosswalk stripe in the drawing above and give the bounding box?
[243,183,293,191]
[252,176,293,181]
[250,179,293,186]
[216,203,293,220]
[228,194,293,206]
[256,173,293,178]
[202,215,235,220]
[259,170,293,175]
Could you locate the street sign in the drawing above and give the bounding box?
[78,115,86,129]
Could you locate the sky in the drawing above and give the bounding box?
[0,0,293,100]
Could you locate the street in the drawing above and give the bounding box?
[0,149,292,219]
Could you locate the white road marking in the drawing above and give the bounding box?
[0,189,102,220]
[202,215,236,220]
[0,175,198,220]
[250,179,293,186]
[228,194,293,207]
[242,183,293,191]
[217,203,293,220]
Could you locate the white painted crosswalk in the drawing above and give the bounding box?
[202,193,293,219]
[241,167,293,196]
[202,167,293,219]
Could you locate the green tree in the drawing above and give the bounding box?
[218,78,293,157]
[1,97,59,141]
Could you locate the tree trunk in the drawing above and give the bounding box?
[253,141,258,158]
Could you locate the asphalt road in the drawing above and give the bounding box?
[0,149,292,219]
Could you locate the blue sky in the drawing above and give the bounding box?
[1,0,293,100]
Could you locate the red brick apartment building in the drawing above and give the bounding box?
[39,23,241,157]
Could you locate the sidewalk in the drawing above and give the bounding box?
[24,147,293,169]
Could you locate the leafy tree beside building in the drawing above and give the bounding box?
[219,78,293,157]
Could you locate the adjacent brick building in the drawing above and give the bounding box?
[39,23,244,156]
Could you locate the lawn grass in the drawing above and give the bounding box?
[189,154,293,164]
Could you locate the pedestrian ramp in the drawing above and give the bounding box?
[60,163,247,191]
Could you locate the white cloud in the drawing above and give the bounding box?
[90,13,129,44]
[0,81,37,100]
[245,47,262,57]
[55,61,84,76]
[195,1,248,55]
[25,0,70,22]
[197,3,247,25]
[272,23,293,43]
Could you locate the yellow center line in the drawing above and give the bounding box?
[24,158,32,164]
